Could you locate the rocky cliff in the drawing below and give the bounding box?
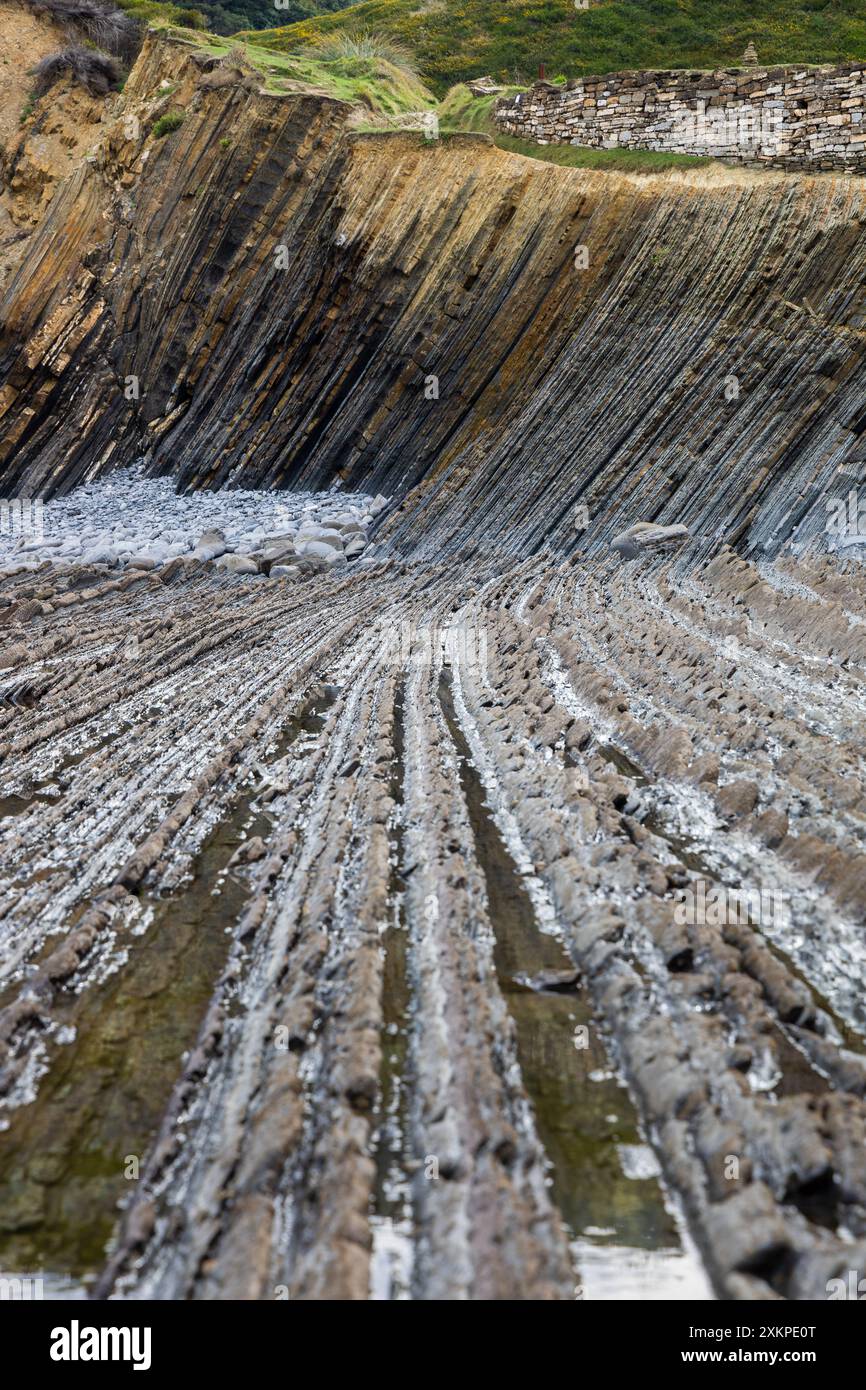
[2,24,866,565]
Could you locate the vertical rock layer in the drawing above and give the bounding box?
[1,32,866,561]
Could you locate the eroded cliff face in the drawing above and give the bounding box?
[2,26,866,563]
[0,0,110,292]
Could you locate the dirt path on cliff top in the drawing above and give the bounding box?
[0,541,865,1300]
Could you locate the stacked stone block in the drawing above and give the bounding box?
[494,63,866,170]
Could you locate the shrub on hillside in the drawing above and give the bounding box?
[152,109,185,137]
[31,44,122,96]
[310,30,420,76]
[25,0,142,64]
[176,8,207,27]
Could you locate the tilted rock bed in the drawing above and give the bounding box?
[5,31,866,569]
[0,544,864,1299]
[0,468,388,582]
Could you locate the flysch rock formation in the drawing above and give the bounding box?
[2,7,866,1303]
[1,26,866,564]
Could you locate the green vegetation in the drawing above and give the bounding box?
[311,27,418,68]
[250,0,866,95]
[152,108,186,134]
[437,81,521,131]
[116,0,189,29]
[110,6,431,111]
[119,0,362,40]
[437,82,711,172]
[177,25,432,107]
[493,137,711,172]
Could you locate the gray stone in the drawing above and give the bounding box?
[193,528,227,561]
[299,540,345,562]
[215,554,259,575]
[494,64,866,172]
[295,555,330,576]
[296,528,344,551]
[611,522,690,560]
[258,541,298,565]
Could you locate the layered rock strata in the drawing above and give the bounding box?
[2,31,866,565]
[2,13,866,1304]
[0,546,865,1299]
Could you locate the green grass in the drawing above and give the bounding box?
[249,0,866,96]
[152,108,186,135]
[437,82,711,171]
[310,28,419,66]
[119,0,190,26]
[132,14,433,110]
[437,82,523,131]
[494,133,712,171]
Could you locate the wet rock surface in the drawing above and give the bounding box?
[0,532,863,1301]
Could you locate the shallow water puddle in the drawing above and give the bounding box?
[438,669,710,1298]
[0,815,244,1278]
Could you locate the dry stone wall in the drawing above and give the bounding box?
[494,64,866,171]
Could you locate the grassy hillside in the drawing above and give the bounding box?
[120,0,361,39]
[181,27,432,106]
[111,9,433,110]
[249,0,866,94]
[101,0,434,111]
